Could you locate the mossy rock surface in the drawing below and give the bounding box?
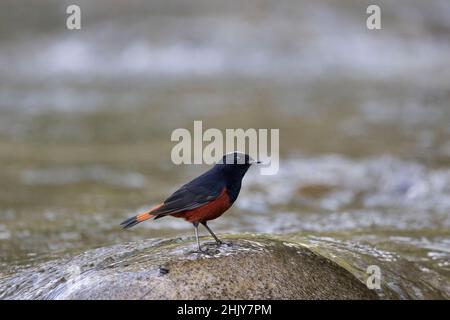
[0,235,378,299]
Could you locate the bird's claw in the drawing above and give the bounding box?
[216,240,232,247]
[196,247,216,255]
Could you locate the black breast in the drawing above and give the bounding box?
[226,179,242,203]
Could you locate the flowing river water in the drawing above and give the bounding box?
[0,0,449,299]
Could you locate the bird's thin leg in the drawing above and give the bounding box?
[201,222,222,245]
[193,222,202,252]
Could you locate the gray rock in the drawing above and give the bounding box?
[0,235,378,299]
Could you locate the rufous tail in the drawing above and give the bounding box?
[120,204,163,229]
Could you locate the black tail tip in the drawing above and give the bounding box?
[120,216,139,229]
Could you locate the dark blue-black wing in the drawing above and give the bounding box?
[121,167,225,229]
[152,168,225,218]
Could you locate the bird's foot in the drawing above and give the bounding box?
[216,240,232,247]
[197,242,224,255]
[196,247,217,256]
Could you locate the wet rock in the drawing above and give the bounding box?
[0,235,378,300]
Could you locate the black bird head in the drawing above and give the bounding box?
[215,152,260,178]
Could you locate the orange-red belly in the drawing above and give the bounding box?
[172,188,231,223]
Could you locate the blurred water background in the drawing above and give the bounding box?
[0,0,450,298]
